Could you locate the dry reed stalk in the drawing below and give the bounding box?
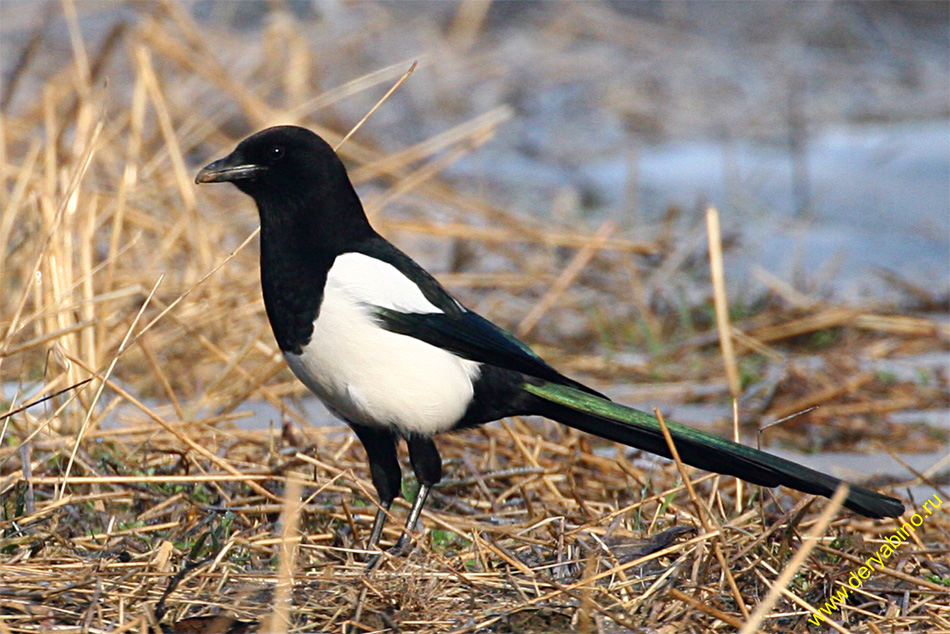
[353,105,511,183]
[706,206,741,399]
[749,308,858,342]
[778,587,853,634]
[811,396,921,419]
[751,264,818,309]
[261,477,302,634]
[383,219,657,253]
[26,474,278,485]
[448,0,493,52]
[853,313,948,337]
[731,326,785,361]
[288,58,426,123]
[878,447,950,502]
[667,587,748,629]
[334,61,418,152]
[706,206,747,515]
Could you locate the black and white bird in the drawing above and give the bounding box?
[196,125,903,559]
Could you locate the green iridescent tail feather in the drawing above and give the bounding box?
[524,382,904,519]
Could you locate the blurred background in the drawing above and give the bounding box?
[4,1,948,300]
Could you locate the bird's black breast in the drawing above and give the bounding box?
[259,226,334,355]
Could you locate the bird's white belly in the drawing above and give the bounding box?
[283,254,480,435]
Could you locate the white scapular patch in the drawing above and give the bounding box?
[284,252,480,435]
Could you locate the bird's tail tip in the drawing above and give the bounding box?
[524,380,905,519]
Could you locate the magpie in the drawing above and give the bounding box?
[195,125,904,559]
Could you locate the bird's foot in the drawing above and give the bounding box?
[362,533,413,572]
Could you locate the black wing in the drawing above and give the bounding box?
[374,307,603,398]
[354,235,603,398]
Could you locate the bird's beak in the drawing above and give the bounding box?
[195,154,265,184]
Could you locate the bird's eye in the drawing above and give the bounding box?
[267,145,285,161]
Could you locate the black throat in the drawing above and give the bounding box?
[255,175,375,354]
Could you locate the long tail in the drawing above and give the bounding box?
[524,382,904,519]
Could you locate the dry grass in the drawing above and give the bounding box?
[1,2,948,633]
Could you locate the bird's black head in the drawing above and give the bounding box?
[196,125,373,248]
[196,126,341,196]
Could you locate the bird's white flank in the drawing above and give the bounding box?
[284,252,480,434]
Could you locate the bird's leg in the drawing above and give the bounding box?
[362,504,392,571]
[366,503,392,552]
[387,435,444,557]
[360,433,443,568]
[349,424,401,566]
[389,483,431,556]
